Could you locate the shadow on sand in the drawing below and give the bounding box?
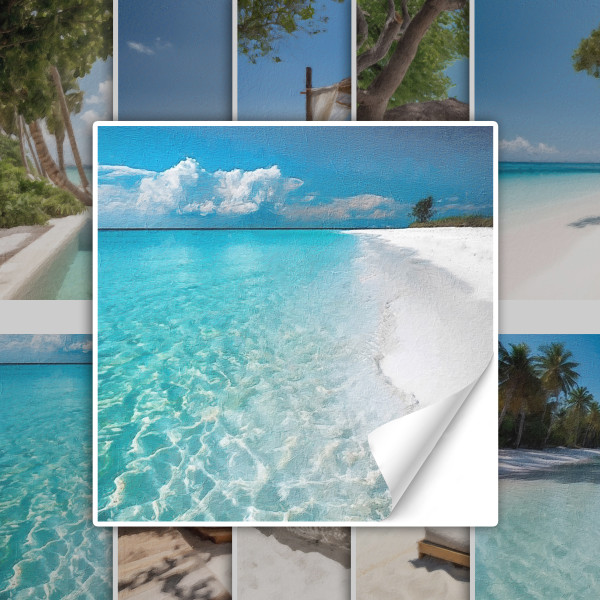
[568,216,600,228]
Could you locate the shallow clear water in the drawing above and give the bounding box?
[500,162,600,226]
[55,250,92,300]
[0,364,112,599]
[97,230,415,521]
[65,166,93,189]
[476,463,600,599]
[24,220,92,300]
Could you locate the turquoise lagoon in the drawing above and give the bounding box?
[97,229,426,521]
[0,364,111,598]
[476,462,600,599]
[500,162,600,224]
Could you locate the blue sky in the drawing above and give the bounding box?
[0,336,92,364]
[117,0,231,120]
[97,124,493,228]
[238,0,350,119]
[500,335,600,403]
[476,1,600,162]
[446,58,468,104]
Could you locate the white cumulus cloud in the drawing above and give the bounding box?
[500,136,557,155]
[87,79,113,107]
[99,159,304,220]
[80,109,100,127]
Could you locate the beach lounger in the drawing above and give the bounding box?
[194,528,233,544]
[418,528,470,568]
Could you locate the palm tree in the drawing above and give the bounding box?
[534,342,580,444]
[498,342,548,447]
[534,342,579,401]
[565,386,594,446]
[498,342,537,429]
[582,401,600,447]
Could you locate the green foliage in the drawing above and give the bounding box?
[408,214,493,228]
[238,0,343,62]
[0,137,85,228]
[358,0,468,107]
[573,25,600,78]
[410,196,435,223]
[0,0,112,122]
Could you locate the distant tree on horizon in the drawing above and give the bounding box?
[573,24,600,78]
[410,196,435,223]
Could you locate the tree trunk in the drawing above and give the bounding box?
[28,120,92,206]
[21,116,44,178]
[516,409,526,448]
[16,112,31,175]
[49,65,90,190]
[498,402,508,430]
[358,0,465,120]
[55,128,66,174]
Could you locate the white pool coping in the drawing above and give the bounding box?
[0,209,91,299]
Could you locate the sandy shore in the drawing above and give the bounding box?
[237,528,350,600]
[348,228,493,408]
[502,191,600,299]
[356,527,469,600]
[118,528,232,599]
[499,447,600,477]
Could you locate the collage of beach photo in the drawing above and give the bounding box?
[1,0,600,598]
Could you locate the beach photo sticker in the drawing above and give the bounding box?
[237,0,351,120]
[93,122,496,525]
[477,334,600,599]
[0,335,112,598]
[476,0,600,300]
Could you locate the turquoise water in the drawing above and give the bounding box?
[476,463,600,599]
[0,364,112,598]
[97,229,416,521]
[23,220,92,300]
[65,166,93,188]
[500,162,600,225]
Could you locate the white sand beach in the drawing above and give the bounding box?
[502,191,600,299]
[237,528,350,600]
[356,527,469,600]
[499,447,600,477]
[349,228,493,408]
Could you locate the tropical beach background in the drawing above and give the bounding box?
[0,0,112,299]
[356,527,469,599]
[237,0,350,119]
[477,335,600,599]
[96,124,493,522]
[237,528,350,600]
[118,527,232,599]
[357,0,469,121]
[117,0,231,120]
[0,335,112,598]
[476,1,600,299]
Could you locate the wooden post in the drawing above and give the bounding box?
[306,67,313,121]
